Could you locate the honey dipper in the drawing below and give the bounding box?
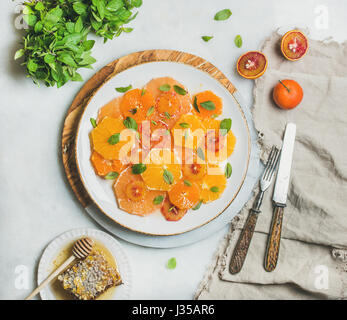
[25,237,94,300]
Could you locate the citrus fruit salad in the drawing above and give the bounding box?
[89,77,236,222]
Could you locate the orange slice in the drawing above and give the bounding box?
[90,151,127,177]
[120,88,155,124]
[141,149,182,191]
[97,97,122,123]
[90,117,136,160]
[160,197,187,221]
[193,91,222,119]
[168,180,201,210]
[200,165,227,203]
[113,167,166,216]
[171,114,205,149]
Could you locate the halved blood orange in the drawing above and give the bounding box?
[281,30,308,61]
[160,197,187,221]
[114,167,166,216]
[90,117,136,161]
[200,165,227,203]
[237,51,268,79]
[97,97,122,123]
[120,88,155,124]
[192,91,223,119]
[168,180,201,210]
[90,151,126,177]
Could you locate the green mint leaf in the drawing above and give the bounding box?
[132,0,143,7]
[108,133,120,145]
[163,169,174,185]
[147,106,155,116]
[115,84,132,93]
[151,120,157,126]
[164,112,171,119]
[225,163,232,179]
[57,52,77,68]
[167,257,177,269]
[214,9,232,21]
[210,186,219,193]
[173,85,187,95]
[159,84,171,92]
[220,118,232,135]
[90,118,97,128]
[153,195,164,205]
[123,117,138,131]
[192,200,203,210]
[193,96,200,113]
[14,49,25,60]
[129,108,137,115]
[75,16,83,33]
[200,101,216,111]
[202,36,213,42]
[73,2,88,15]
[184,180,192,187]
[141,88,146,96]
[179,122,190,128]
[132,163,147,174]
[211,114,218,119]
[197,147,205,161]
[105,171,119,180]
[107,0,124,12]
[234,35,243,48]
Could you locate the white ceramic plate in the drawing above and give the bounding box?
[76,61,250,235]
[38,228,132,300]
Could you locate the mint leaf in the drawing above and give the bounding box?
[108,133,120,145]
[147,106,155,116]
[197,147,205,161]
[179,122,190,128]
[225,163,232,178]
[200,101,216,111]
[184,180,192,187]
[159,84,171,92]
[116,85,132,93]
[202,36,213,42]
[214,9,232,21]
[123,117,138,131]
[14,49,25,60]
[105,172,119,180]
[153,195,164,205]
[163,169,174,185]
[220,118,232,135]
[192,200,203,210]
[90,118,97,128]
[234,35,243,48]
[210,186,219,193]
[193,96,200,113]
[167,257,177,269]
[173,85,187,95]
[132,163,147,174]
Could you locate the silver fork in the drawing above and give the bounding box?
[229,146,281,274]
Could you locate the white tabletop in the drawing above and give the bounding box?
[0,0,345,300]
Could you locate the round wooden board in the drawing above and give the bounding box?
[61,49,237,212]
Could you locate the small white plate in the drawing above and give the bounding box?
[38,228,132,300]
[76,61,251,235]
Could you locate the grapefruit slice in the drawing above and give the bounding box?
[113,167,166,216]
[281,30,308,61]
[160,197,187,221]
[237,51,268,79]
[97,97,122,123]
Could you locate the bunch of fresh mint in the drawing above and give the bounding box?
[14,0,142,88]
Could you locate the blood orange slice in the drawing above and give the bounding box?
[97,97,122,123]
[113,167,166,216]
[160,197,187,221]
[168,180,201,210]
[281,30,308,61]
[237,51,268,79]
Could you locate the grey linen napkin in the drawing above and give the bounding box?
[195,31,347,300]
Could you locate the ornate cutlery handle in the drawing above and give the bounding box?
[264,206,284,272]
[229,211,259,274]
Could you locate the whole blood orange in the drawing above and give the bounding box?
[281,30,308,61]
[237,51,268,79]
[273,80,303,110]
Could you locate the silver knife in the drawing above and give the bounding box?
[264,123,296,272]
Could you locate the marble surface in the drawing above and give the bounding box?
[0,0,345,300]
